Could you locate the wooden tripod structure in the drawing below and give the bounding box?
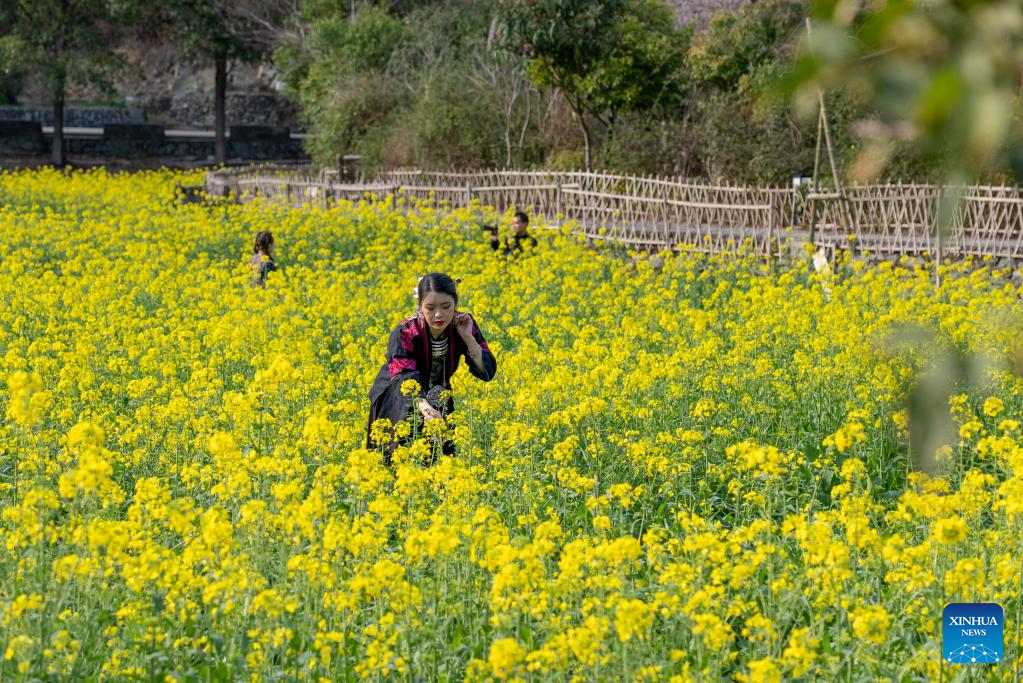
[806,18,847,251]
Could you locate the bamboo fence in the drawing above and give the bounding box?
[204,166,1023,261]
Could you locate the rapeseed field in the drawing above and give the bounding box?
[1,168,1021,681]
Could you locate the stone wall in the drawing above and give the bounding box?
[0,106,147,128]
[0,121,46,154]
[0,122,307,162]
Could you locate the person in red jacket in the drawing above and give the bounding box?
[366,272,497,466]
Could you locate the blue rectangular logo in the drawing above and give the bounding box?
[943,603,1003,664]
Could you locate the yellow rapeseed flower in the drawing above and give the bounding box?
[850,605,890,645]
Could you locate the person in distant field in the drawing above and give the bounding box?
[486,211,537,256]
[366,273,497,467]
[250,230,278,287]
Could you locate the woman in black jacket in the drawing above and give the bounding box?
[366,273,497,466]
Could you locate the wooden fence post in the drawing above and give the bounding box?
[807,193,818,248]
[555,180,563,226]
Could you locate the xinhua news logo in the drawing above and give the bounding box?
[943,603,1003,664]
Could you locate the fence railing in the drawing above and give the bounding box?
[204,166,1023,261]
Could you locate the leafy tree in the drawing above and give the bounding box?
[499,0,624,169]
[308,2,403,73]
[276,2,406,168]
[0,0,134,166]
[667,0,809,183]
[500,0,688,169]
[688,0,804,90]
[583,0,689,164]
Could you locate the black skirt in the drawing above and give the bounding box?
[366,376,455,467]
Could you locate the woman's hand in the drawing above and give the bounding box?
[454,312,474,342]
[456,312,485,372]
[417,399,442,421]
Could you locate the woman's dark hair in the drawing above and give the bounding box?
[514,210,529,224]
[254,230,274,253]
[417,272,459,305]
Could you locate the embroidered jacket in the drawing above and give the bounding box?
[369,313,496,401]
[366,313,497,455]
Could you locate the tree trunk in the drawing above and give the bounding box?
[579,115,592,171]
[215,52,227,164]
[52,90,65,167]
[602,110,617,167]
